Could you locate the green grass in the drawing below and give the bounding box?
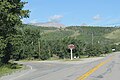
[105,29,120,42]
[0,63,24,77]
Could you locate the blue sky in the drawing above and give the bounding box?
[22,0,120,26]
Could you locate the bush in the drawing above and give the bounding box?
[40,53,50,60]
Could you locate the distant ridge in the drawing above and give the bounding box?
[30,22,65,28]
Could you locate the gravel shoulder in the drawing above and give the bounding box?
[31,57,104,64]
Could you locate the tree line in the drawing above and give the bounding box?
[2,25,119,61]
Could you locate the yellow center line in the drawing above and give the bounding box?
[76,57,113,80]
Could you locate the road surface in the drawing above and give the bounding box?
[1,52,120,80]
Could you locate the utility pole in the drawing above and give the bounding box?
[38,30,41,60]
[92,32,93,45]
[38,40,40,60]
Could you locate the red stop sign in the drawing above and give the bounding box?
[68,44,75,49]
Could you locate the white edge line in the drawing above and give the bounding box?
[9,65,33,80]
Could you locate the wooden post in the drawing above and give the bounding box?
[38,40,40,60]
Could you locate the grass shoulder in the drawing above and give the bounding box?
[0,62,25,77]
[18,54,109,62]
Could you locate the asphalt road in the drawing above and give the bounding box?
[1,52,120,80]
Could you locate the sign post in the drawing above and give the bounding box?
[68,44,75,60]
[70,48,73,60]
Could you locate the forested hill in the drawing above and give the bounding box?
[2,24,120,61]
[23,24,120,44]
[13,24,120,60]
[66,26,120,44]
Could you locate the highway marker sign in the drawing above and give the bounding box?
[68,44,75,60]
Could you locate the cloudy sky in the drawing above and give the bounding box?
[22,0,120,26]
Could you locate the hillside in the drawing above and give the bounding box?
[40,26,118,44]
[23,25,120,45]
[105,29,120,44]
[41,30,74,40]
[7,24,120,61]
[105,29,120,39]
[66,26,118,44]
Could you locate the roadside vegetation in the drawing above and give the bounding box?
[0,0,30,77]
[1,0,120,77]
[6,25,120,61]
[0,63,23,77]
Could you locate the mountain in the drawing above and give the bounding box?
[30,22,65,28]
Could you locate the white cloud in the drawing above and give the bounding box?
[93,14,101,21]
[48,15,63,22]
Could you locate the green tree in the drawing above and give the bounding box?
[0,0,30,64]
[0,37,6,66]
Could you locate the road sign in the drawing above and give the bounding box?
[68,44,75,60]
[68,44,75,49]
